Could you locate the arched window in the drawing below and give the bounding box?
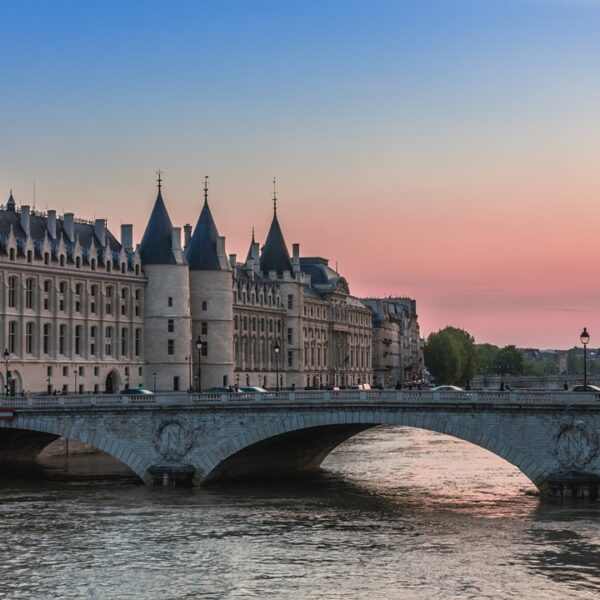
[7,276,18,308]
[25,278,35,309]
[43,323,51,354]
[25,322,34,354]
[8,321,18,353]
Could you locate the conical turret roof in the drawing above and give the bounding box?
[259,207,291,276]
[6,190,15,211]
[185,198,221,270]
[139,188,177,265]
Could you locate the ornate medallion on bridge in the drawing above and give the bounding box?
[555,419,599,471]
[154,419,194,461]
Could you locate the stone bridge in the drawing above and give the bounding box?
[1,389,600,497]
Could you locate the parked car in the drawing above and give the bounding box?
[205,386,240,393]
[431,385,464,391]
[572,384,600,392]
[119,388,154,395]
[239,386,268,393]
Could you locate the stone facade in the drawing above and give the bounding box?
[0,181,422,393]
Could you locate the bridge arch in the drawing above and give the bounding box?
[0,417,148,482]
[202,411,549,493]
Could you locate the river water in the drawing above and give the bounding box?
[0,427,599,600]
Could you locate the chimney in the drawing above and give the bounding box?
[64,213,74,242]
[292,243,300,273]
[171,227,182,250]
[183,223,192,249]
[94,219,106,247]
[47,210,57,239]
[20,205,30,237]
[216,236,230,270]
[229,253,237,268]
[121,224,133,252]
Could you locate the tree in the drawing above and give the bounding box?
[424,327,477,386]
[475,343,499,375]
[494,345,524,376]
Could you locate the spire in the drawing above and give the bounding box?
[259,182,292,276]
[7,189,15,211]
[252,227,255,243]
[156,169,162,192]
[139,178,177,265]
[185,177,223,270]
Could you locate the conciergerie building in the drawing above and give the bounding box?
[0,177,422,395]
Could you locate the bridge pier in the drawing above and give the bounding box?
[147,463,196,487]
[546,472,600,499]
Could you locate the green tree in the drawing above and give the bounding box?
[424,327,477,386]
[475,343,499,375]
[494,345,524,376]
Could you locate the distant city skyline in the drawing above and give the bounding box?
[2,0,600,348]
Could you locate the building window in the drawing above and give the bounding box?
[62,366,68,377]
[121,328,128,356]
[79,366,84,376]
[25,278,35,309]
[168,296,173,307]
[59,324,67,355]
[8,276,17,308]
[91,258,96,270]
[167,339,174,355]
[202,342,208,357]
[105,327,112,356]
[288,350,293,368]
[287,328,293,344]
[90,326,97,355]
[75,326,82,355]
[135,328,142,357]
[168,319,174,333]
[25,322,34,354]
[173,376,180,392]
[201,321,208,335]
[94,366,99,377]
[75,256,81,268]
[9,248,15,261]
[202,301,207,310]
[43,324,51,354]
[288,295,293,309]
[44,252,49,265]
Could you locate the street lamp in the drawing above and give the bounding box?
[3,348,9,396]
[153,371,157,393]
[580,327,590,390]
[273,340,281,391]
[196,336,204,393]
[185,356,192,391]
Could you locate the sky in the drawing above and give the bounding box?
[2,0,600,349]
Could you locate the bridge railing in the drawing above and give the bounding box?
[1,389,599,410]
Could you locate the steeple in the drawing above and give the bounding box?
[259,180,292,276]
[185,176,223,270]
[6,189,15,212]
[139,175,177,265]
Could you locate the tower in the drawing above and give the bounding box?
[185,177,233,390]
[139,175,192,392]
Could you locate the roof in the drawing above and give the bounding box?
[299,257,340,286]
[185,199,221,270]
[138,189,176,265]
[259,209,291,276]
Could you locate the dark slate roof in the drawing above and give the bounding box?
[259,210,291,276]
[185,200,221,270]
[139,190,176,265]
[6,191,15,210]
[299,257,340,286]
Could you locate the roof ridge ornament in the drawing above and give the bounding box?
[273,177,277,213]
[204,175,209,204]
[156,169,163,192]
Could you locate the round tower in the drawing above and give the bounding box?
[185,177,233,390]
[139,176,192,392]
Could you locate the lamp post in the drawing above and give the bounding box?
[3,348,9,396]
[273,340,281,391]
[47,376,51,395]
[196,336,203,393]
[185,356,192,391]
[580,327,590,390]
[152,371,157,393]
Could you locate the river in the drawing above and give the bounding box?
[0,427,599,599]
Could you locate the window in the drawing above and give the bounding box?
[44,252,49,265]
[78,366,84,376]
[287,328,293,344]
[202,301,207,311]
[173,376,180,392]
[62,366,68,377]
[9,248,15,260]
[121,328,128,356]
[43,324,51,354]
[288,295,293,309]
[94,366,99,377]
[47,366,52,376]
[59,255,65,267]
[8,276,17,308]
[91,258,96,271]
[90,326,97,355]
[59,324,67,355]
[59,281,66,293]
[75,326,82,355]
[105,327,112,356]
[168,296,173,307]
[202,342,208,357]
[25,278,35,309]
[75,256,81,268]
[234,316,238,330]
[8,321,18,354]
[139,367,143,376]
[135,328,141,356]
[26,322,34,354]
[167,339,174,355]
[168,319,174,333]
[288,350,293,368]
[201,322,208,335]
